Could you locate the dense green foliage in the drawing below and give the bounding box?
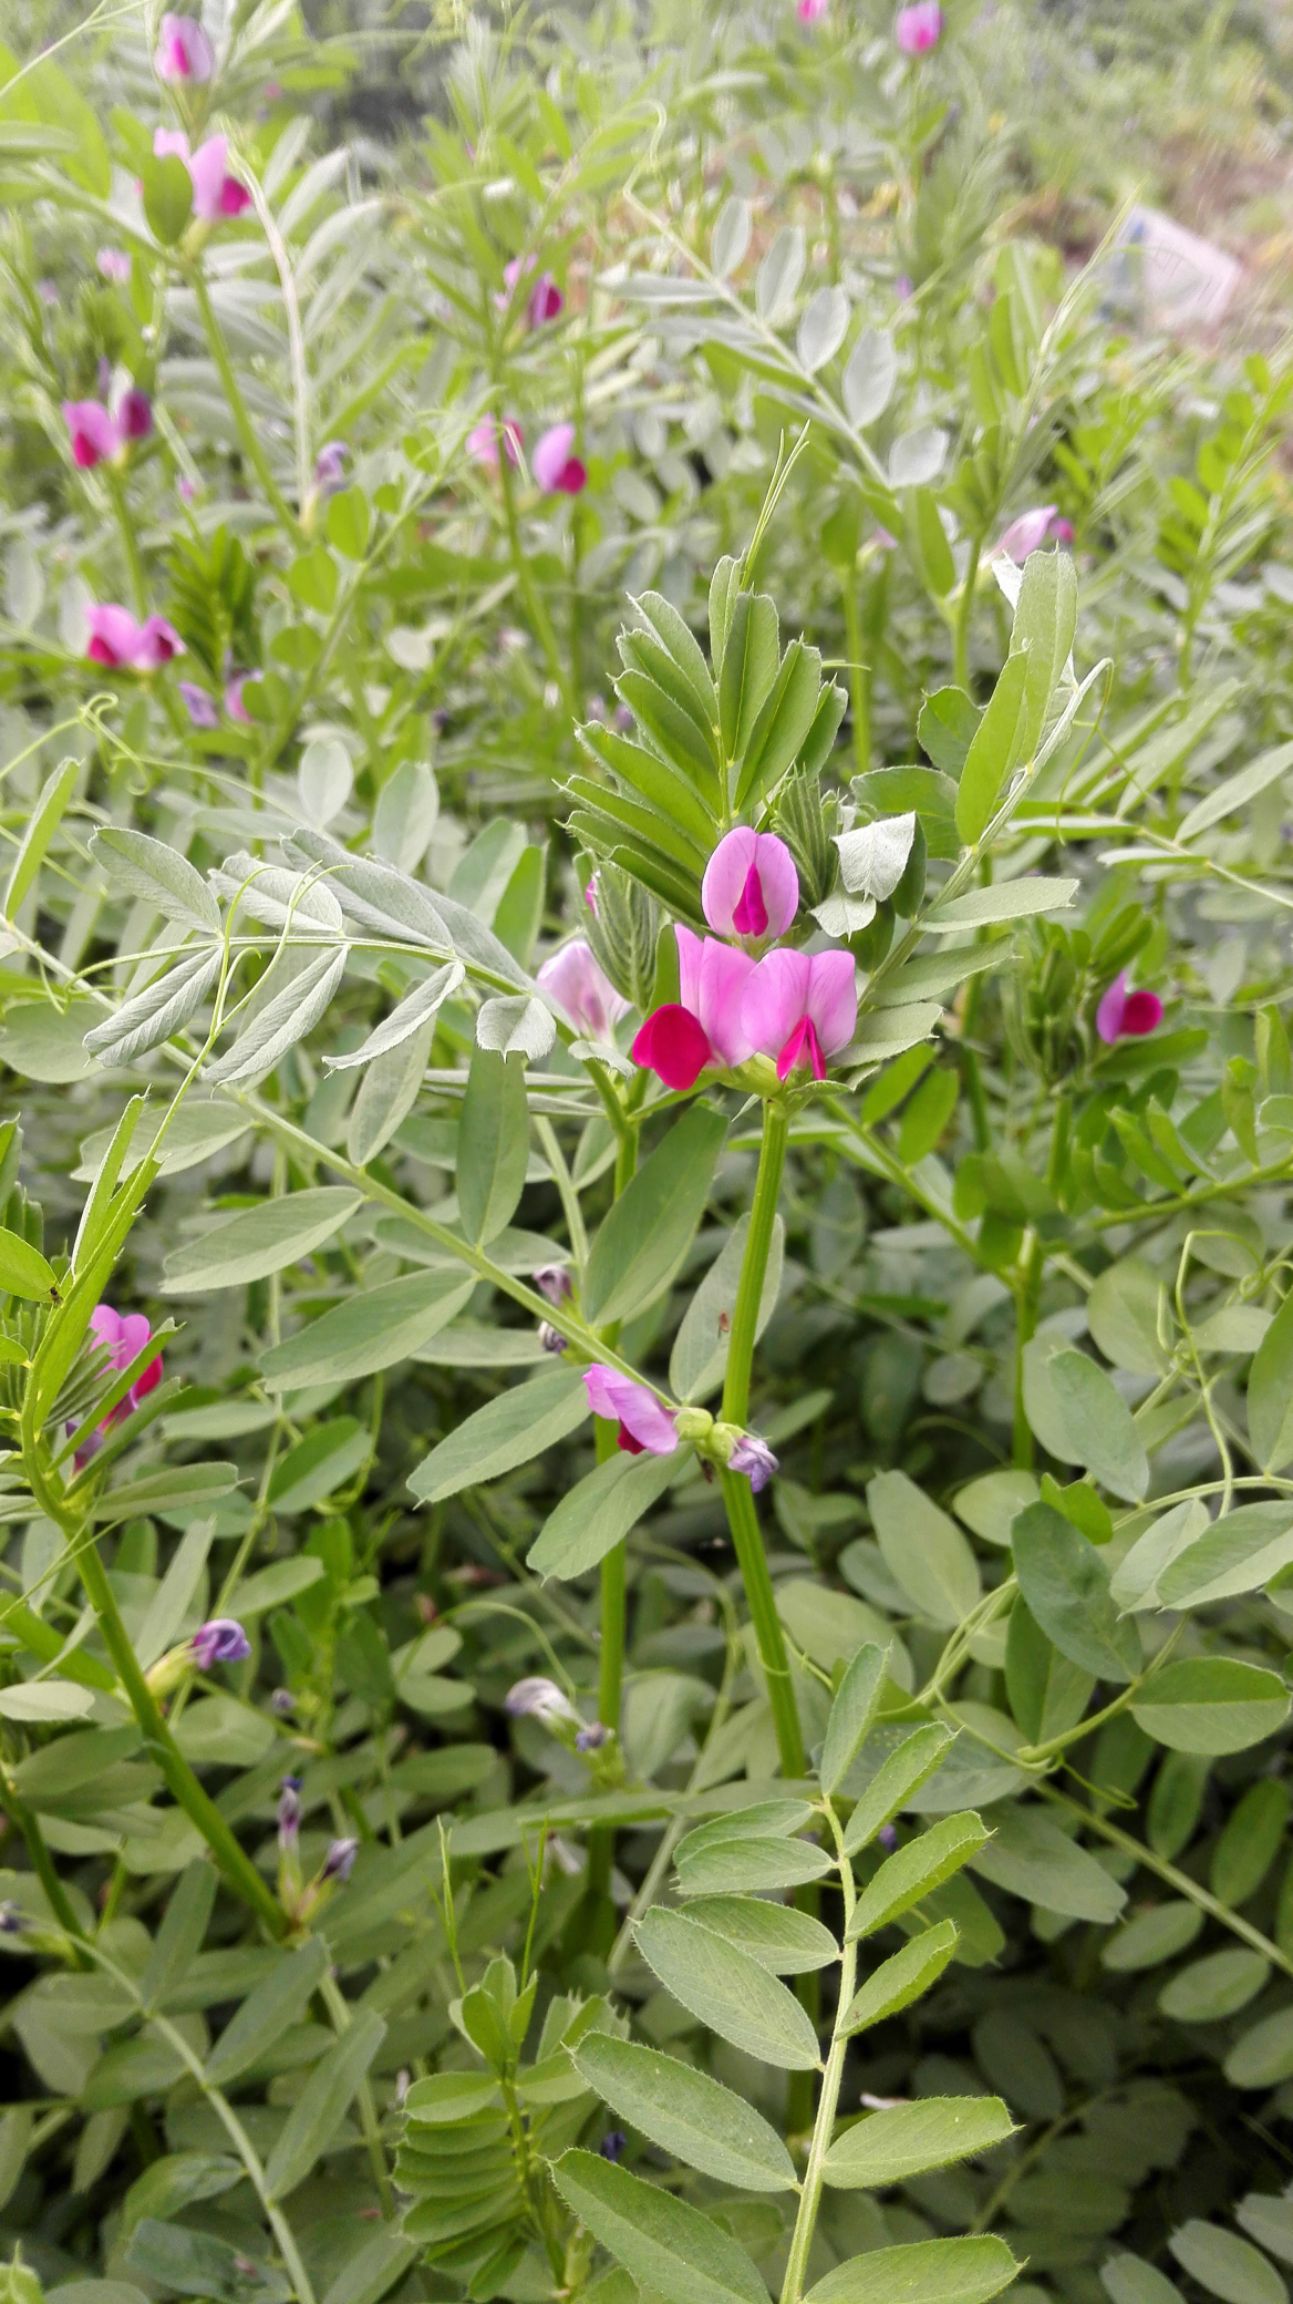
[0,5,1292,2304]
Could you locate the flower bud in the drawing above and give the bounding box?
[534,1265,572,1306]
[581,859,661,1010]
[538,1321,568,1355]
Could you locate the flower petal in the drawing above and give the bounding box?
[630,1004,713,1091]
[1095,972,1129,1045]
[702,830,799,940]
[805,947,859,1054]
[742,947,812,1060]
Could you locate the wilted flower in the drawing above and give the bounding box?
[321,1837,358,1883]
[1096,972,1164,1045]
[97,248,131,283]
[180,681,220,728]
[533,423,587,496]
[896,2,942,53]
[505,1676,578,1725]
[467,415,523,469]
[191,1618,251,1669]
[154,128,251,222]
[156,14,215,80]
[742,946,858,1083]
[583,1366,679,1458]
[703,829,800,941]
[538,1321,568,1356]
[728,1434,779,1493]
[537,941,629,1039]
[86,605,185,671]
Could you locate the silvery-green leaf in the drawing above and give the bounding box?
[211,855,344,934]
[812,892,876,937]
[835,813,916,900]
[92,827,221,935]
[84,951,221,1066]
[476,994,556,1060]
[207,948,347,1084]
[297,735,354,827]
[325,962,463,1070]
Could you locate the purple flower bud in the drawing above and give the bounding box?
[729,1434,779,1494]
[314,439,348,492]
[277,1775,302,1848]
[191,1618,251,1669]
[270,1687,296,1716]
[534,1264,573,1306]
[116,388,153,443]
[0,1903,24,1936]
[575,1722,610,1752]
[538,1321,568,1356]
[321,1836,358,1883]
[599,2129,627,2162]
[877,1822,899,1850]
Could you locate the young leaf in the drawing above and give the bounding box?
[841,1724,955,1853]
[820,1642,890,1796]
[867,1472,981,1629]
[1130,1660,1290,1756]
[682,1896,839,1974]
[162,1189,361,1293]
[264,2010,385,2203]
[572,2036,796,2192]
[92,826,221,935]
[0,1227,59,1303]
[1011,1503,1141,1684]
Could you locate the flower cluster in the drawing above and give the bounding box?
[63,389,152,469]
[632,829,858,1092]
[154,128,250,223]
[467,417,587,496]
[583,1365,778,1494]
[85,606,185,672]
[72,1304,164,1466]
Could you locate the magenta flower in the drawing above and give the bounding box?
[180,681,220,728]
[991,505,1074,564]
[533,423,587,496]
[537,940,629,1039]
[224,674,253,723]
[743,946,858,1082]
[156,13,214,81]
[896,2,942,53]
[97,248,131,283]
[631,928,755,1091]
[89,1305,163,1422]
[86,606,185,672]
[703,828,799,940]
[584,1365,680,1458]
[154,129,251,222]
[502,256,564,328]
[191,1618,251,1669]
[797,0,828,19]
[63,401,118,470]
[729,1434,779,1492]
[116,388,153,442]
[467,415,523,470]
[584,874,600,915]
[1096,972,1164,1046]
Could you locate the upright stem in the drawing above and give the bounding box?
[589,1121,636,1916]
[779,1804,854,2303]
[1012,1230,1042,1468]
[191,271,297,532]
[21,1416,286,1938]
[720,1101,805,1780]
[841,569,871,779]
[952,530,986,693]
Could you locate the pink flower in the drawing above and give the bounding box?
[584,1365,679,1458]
[467,415,523,469]
[584,874,600,916]
[742,946,858,1082]
[896,2,942,53]
[1096,972,1163,1046]
[96,248,131,283]
[154,129,250,222]
[797,0,828,19]
[502,256,564,328]
[62,389,152,468]
[86,606,185,672]
[224,674,253,722]
[71,1302,164,1464]
[991,505,1074,564]
[62,400,118,469]
[155,13,215,81]
[537,941,629,1039]
[703,828,799,940]
[533,423,587,496]
[631,929,756,1091]
[190,1618,251,1668]
[314,439,348,491]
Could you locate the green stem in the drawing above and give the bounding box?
[104,466,148,618]
[841,569,870,778]
[589,1119,637,1911]
[498,443,574,710]
[718,1100,805,1780]
[0,1781,88,1964]
[952,532,986,693]
[318,1971,394,2216]
[779,1804,852,2303]
[21,1418,286,1939]
[191,271,297,532]
[1012,1231,1042,1468]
